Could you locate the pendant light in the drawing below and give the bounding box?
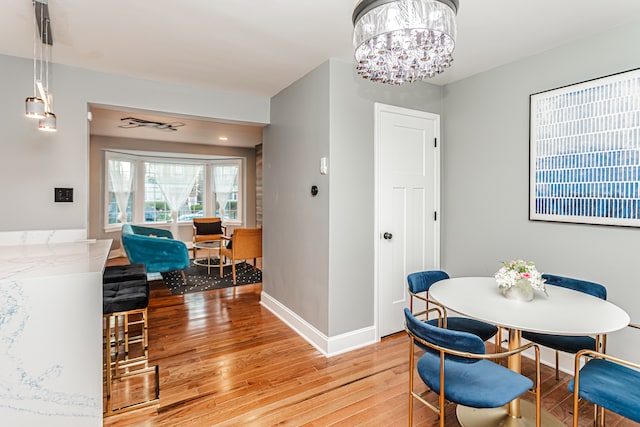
[25,0,57,131]
[25,1,46,118]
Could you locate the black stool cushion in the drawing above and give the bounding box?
[103,279,149,314]
[103,264,147,284]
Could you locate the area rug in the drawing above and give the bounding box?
[160,259,262,295]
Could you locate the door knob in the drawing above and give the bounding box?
[383,232,393,240]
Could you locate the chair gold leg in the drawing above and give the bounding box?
[124,313,130,361]
[104,314,113,413]
[408,340,414,427]
[573,354,581,427]
[439,353,445,427]
[114,315,120,378]
[143,307,149,368]
[104,307,157,416]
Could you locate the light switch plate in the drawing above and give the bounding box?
[55,187,74,203]
[320,157,328,175]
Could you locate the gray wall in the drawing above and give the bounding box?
[89,135,258,248]
[263,59,442,336]
[442,21,640,361]
[327,59,443,335]
[0,54,269,232]
[263,62,332,333]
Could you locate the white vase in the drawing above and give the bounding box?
[502,278,534,301]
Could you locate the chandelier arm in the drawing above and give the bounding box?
[352,0,458,25]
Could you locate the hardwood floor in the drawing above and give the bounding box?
[103,259,637,426]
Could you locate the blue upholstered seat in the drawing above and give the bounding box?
[404,308,540,425]
[407,270,498,342]
[520,333,595,354]
[418,353,533,408]
[522,274,607,380]
[121,224,190,274]
[568,358,640,423]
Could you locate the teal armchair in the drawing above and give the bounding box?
[121,224,190,274]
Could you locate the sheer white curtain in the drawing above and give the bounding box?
[108,159,134,223]
[212,164,238,221]
[150,162,202,237]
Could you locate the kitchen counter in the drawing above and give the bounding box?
[0,238,111,426]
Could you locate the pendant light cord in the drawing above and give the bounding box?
[32,0,37,97]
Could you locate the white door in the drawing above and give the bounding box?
[376,103,440,338]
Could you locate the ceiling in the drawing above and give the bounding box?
[90,106,264,148]
[3,0,640,146]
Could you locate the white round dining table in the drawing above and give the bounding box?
[429,276,630,427]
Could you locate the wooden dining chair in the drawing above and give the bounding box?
[521,274,607,380]
[219,227,262,285]
[404,308,541,427]
[569,323,640,426]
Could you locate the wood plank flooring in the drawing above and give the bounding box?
[103,259,637,426]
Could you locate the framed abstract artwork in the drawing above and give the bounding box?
[529,68,640,227]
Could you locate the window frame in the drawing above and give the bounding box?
[210,158,244,224]
[103,150,245,232]
[104,151,138,231]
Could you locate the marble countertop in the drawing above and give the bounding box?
[0,239,112,282]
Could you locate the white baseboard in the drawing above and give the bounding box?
[260,292,379,357]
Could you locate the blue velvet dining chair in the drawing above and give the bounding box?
[404,308,541,427]
[521,274,607,380]
[407,270,499,344]
[568,323,640,426]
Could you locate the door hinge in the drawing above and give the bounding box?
[434,211,437,221]
[434,137,438,148]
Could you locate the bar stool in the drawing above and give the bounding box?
[103,265,159,416]
[103,263,148,284]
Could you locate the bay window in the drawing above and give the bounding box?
[104,151,244,231]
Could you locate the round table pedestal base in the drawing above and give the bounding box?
[456,401,565,427]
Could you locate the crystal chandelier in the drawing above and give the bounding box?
[352,0,459,85]
[25,0,57,132]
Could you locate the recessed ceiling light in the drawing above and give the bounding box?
[218,136,228,141]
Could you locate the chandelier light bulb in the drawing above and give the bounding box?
[352,0,459,85]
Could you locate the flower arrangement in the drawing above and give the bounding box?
[495,260,547,296]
